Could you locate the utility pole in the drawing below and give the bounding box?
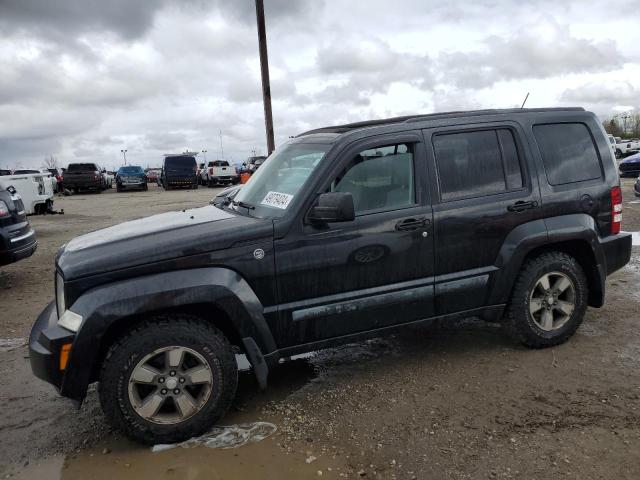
[255,0,275,155]
[121,149,127,165]
[219,130,225,160]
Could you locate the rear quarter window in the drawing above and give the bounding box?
[533,123,602,185]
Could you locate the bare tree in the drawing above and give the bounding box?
[43,155,58,169]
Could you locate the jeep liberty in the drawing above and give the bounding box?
[29,108,632,444]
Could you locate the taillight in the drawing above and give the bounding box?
[611,186,622,234]
[0,200,10,217]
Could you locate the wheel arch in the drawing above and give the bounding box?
[61,267,276,402]
[490,215,605,308]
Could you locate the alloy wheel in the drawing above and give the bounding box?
[529,271,576,331]
[128,346,213,425]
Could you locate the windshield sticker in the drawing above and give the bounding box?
[261,191,293,209]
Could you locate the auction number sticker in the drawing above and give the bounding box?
[261,191,293,209]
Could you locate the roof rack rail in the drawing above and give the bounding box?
[297,107,585,137]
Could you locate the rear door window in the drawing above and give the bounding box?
[433,129,524,201]
[533,123,602,185]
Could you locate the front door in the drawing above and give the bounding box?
[273,133,435,347]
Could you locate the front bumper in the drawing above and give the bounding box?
[619,164,640,176]
[119,180,146,189]
[29,302,77,397]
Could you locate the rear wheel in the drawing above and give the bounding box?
[503,252,588,348]
[615,149,622,159]
[99,316,237,444]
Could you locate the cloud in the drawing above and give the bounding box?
[438,17,626,88]
[0,0,638,169]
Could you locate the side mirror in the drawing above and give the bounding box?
[307,192,355,223]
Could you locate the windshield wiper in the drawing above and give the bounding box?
[231,199,255,213]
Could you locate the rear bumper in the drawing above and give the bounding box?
[167,177,197,187]
[29,302,77,396]
[601,232,632,276]
[0,227,37,266]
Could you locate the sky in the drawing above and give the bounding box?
[1,0,639,170]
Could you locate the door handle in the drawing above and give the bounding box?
[395,217,429,231]
[507,200,538,212]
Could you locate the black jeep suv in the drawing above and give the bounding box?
[29,108,631,444]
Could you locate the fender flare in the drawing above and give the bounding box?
[61,267,276,401]
[488,214,605,306]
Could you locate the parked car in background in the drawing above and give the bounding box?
[145,168,161,184]
[247,155,267,173]
[116,166,148,192]
[619,152,640,177]
[0,170,11,176]
[200,160,239,187]
[614,137,640,159]
[197,163,204,181]
[64,163,107,193]
[103,171,114,189]
[29,107,631,445]
[0,186,37,266]
[160,154,198,190]
[0,171,55,214]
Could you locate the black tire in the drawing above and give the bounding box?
[615,149,622,159]
[116,184,123,192]
[99,315,238,445]
[503,251,588,348]
[143,183,148,191]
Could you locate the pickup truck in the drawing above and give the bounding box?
[0,172,55,214]
[614,137,640,159]
[64,163,107,193]
[200,160,238,187]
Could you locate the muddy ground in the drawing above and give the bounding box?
[1,180,639,479]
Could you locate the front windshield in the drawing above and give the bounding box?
[233,142,330,218]
[119,166,143,174]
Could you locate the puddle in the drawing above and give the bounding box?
[55,353,327,479]
[152,422,277,452]
[0,337,27,352]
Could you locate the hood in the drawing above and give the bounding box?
[58,205,271,280]
[621,153,640,163]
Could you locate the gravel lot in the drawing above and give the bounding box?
[1,180,639,479]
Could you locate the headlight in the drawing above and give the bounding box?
[56,273,66,315]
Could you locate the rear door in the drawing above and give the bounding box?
[423,122,543,315]
[274,132,435,347]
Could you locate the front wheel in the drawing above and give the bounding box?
[503,252,588,348]
[99,316,238,444]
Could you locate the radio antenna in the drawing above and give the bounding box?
[521,92,530,109]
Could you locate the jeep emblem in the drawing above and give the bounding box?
[253,248,265,260]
